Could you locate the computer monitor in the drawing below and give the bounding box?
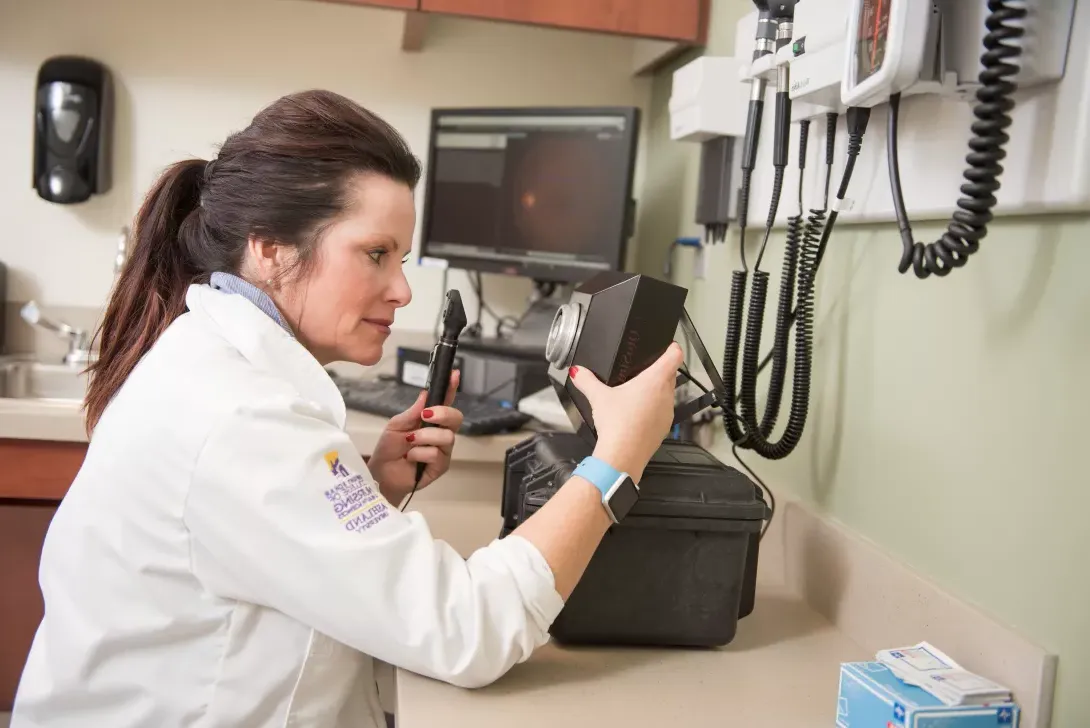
[419,107,640,284]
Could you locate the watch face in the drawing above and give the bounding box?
[607,479,640,522]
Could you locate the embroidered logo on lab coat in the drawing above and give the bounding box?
[322,451,389,533]
[324,450,351,478]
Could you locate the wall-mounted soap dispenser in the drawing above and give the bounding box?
[33,55,114,204]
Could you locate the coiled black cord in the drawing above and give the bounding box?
[721,115,811,444]
[751,112,837,379]
[723,111,870,460]
[753,166,786,271]
[757,119,809,436]
[721,270,748,442]
[889,0,1025,279]
[726,118,814,460]
[738,169,754,272]
[737,206,817,459]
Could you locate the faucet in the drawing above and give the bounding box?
[20,301,94,367]
[114,225,130,277]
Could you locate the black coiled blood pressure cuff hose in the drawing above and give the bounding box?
[889,0,1025,279]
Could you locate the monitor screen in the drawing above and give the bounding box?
[419,108,640,283]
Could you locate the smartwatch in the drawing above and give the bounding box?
[572,456,639,524]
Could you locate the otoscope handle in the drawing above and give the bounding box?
[424,338,458,410]
[413,337,459,486]
[742,98,765,172]
[773,91,792,168]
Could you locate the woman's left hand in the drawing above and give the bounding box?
[369,370,463,506]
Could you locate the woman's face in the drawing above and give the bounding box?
[275,173,415,366]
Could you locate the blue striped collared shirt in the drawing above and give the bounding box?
[209,271,293,337]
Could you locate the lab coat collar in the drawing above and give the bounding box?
[209,271,293,336]
[184,283,347,429]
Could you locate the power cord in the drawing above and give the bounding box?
[733,443,775,541]
[433,268,449,340]
[481,376,518,401]
[888,0,1025,279]
[714,399,776,541]
[466,271,520,339]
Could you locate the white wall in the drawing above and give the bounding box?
[0,0,651,331]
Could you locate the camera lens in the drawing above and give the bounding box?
[546,303,581,367]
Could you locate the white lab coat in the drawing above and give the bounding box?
[12,283,564,727]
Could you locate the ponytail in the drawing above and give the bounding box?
[84,159,205,434]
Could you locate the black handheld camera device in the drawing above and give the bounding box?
[542,271,725,444]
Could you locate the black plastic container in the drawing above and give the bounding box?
[500,433,769,648]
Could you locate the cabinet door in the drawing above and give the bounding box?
[0,502,57,710]
[420,0,707,43]
[0,439,87,500]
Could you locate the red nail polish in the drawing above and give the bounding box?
[406,433,415,443]
[569,366,578,379]
[422,409,434,419]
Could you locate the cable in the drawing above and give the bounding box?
[713,399,777,541]
[722,102,796,440]
[433,268,449,339]
[481,376,517,400]
[678,366,711,394]
[726,114,835,437]
[738,170,753,273]
[753,166,785,271]
[732,443,775,541]
[730,116,810,460]
[721,109,870,461]
[888,0,1025,279]
[467,271,519,339]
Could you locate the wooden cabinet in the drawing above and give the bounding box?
[0,502,58,710]
[318,0,420,9]
[418,0,708,43]
[0,439,86,709]
[0,439,87,501]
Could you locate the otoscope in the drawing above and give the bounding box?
[401,289,467,511]
[737,1,796,258]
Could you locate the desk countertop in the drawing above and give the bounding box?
[0,326,532,462]
[400,500,867,728]
[0,397,527,463]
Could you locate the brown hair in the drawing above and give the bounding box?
[84,90,421,433]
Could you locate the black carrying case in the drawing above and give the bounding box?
[500,432,769,648]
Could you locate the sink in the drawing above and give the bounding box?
[0,356,89,401]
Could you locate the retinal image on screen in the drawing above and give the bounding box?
[425,112,634,277]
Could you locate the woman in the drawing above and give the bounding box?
[12,90,681,727]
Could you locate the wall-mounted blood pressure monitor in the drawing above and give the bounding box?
[841,0,933,107]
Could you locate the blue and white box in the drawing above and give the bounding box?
[837,662,1020,728]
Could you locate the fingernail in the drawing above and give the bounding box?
[569,366,578,379]
[406,433,415,443]
[422,409,434,419]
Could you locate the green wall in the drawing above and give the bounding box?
[635,2,1090,726]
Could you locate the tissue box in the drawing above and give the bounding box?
[838,662,1019,728]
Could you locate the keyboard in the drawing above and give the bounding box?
[331,375,532,436]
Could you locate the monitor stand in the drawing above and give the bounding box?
[459,281,568,360]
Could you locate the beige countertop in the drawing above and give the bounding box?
[0,396,528,462]
[0,328,532,462]
[399,499,868,728]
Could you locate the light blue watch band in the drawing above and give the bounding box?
[572,456,624,500]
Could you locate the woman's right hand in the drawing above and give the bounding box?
[568,342,684,482]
